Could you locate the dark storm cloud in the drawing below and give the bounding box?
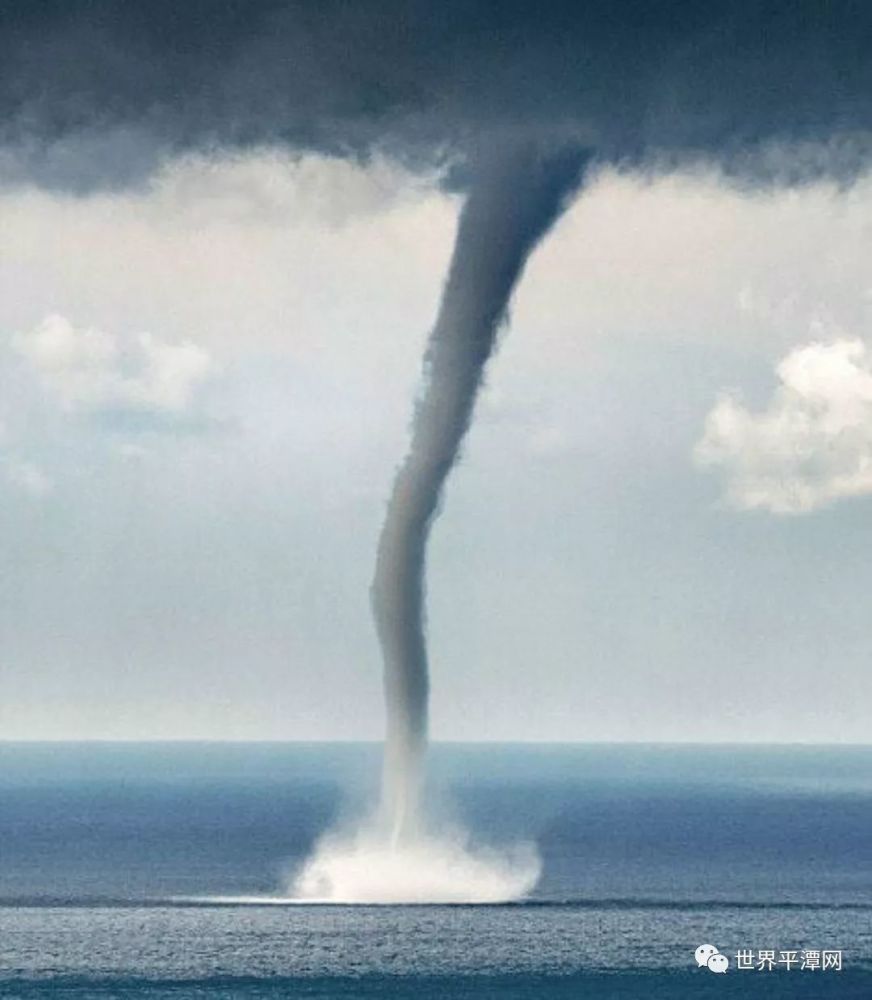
[2,1,872,190]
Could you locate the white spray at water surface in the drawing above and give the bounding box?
[293,144,587,903]
[293,821,541,904]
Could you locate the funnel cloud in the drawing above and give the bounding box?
[372,143,587,837]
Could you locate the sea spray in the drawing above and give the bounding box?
[293,821,541,904]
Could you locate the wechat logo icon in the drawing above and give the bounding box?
[695,944,729,974]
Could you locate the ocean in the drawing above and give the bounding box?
[0,742,870,998]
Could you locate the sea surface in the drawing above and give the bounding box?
[0,742,870,998]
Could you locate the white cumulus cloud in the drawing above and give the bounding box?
[13,314,212,418]
[695,337,872,513]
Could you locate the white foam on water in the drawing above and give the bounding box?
[288,823,541,905]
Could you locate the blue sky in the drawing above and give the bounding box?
[2,154,871,741]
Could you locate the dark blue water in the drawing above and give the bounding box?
[1,743,870,997]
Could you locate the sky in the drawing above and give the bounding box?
[3,153,872,742]
[3,2,872,743]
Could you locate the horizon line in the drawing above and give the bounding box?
[2,738,871,748]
